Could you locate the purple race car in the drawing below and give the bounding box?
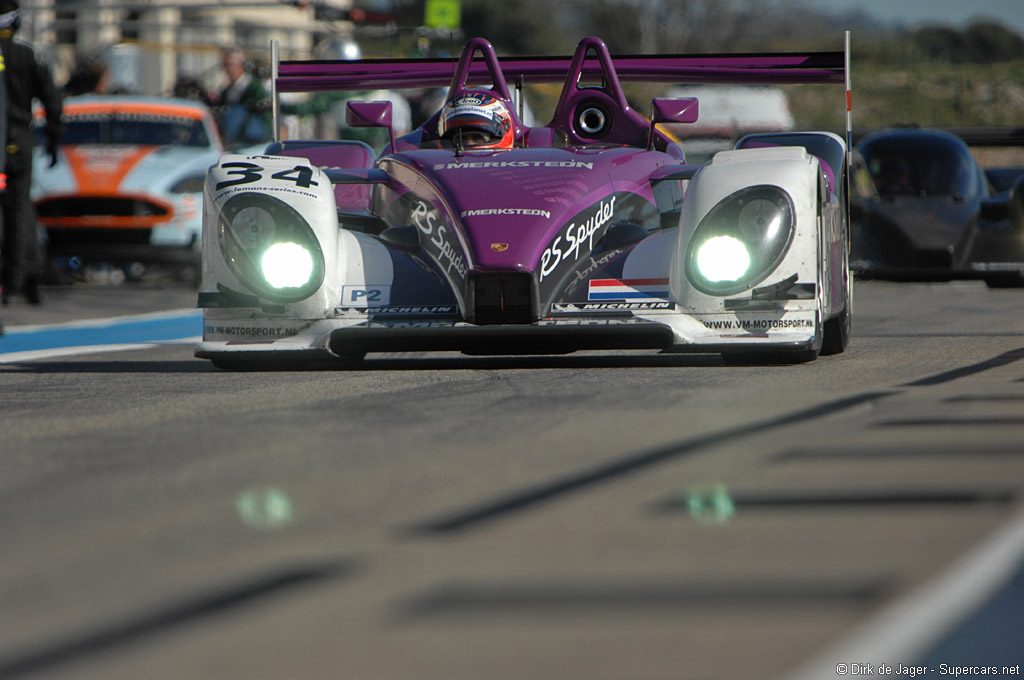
[196,35,852,369]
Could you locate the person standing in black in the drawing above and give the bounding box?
[0,0,62,306]
[0,39,7,334]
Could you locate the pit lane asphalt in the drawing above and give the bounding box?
[1,279,1023,680]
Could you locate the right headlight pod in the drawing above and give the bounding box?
[217,192,325,302]
[685,185,795,296]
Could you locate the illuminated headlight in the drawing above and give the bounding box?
[695,236,751,282]
[217,193,324,302]
[261,243,314,288]
[686,185,794,295]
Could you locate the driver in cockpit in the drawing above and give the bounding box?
[437,90,514,149]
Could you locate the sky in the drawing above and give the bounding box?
[800,0,1024,35]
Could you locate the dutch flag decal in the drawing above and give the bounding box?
[588,278,670,301]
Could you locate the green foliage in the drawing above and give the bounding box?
[458,0,788,55]
[788,60,1024,129]
[907,20,1024,63]
[459,0,578,55]
[409,0,1023,66]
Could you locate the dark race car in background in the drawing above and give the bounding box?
[851,127,1024,286]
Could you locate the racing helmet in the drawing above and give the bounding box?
[438,91,514,149]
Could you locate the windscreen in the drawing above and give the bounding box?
[860,134,981,198]
[59,112,211,147]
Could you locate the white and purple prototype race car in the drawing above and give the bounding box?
[196,35,852,368]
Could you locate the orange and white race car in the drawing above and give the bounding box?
[32,95,228,269]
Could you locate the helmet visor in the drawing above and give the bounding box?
[443,109,503,141]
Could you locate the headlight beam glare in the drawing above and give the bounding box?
[696,236,750,282]
[261,242,314,289]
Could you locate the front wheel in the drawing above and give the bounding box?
[821,243,853,356]
[820,303,851,355]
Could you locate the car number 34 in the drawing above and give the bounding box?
[215,162,320,191]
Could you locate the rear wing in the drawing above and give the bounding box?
[274,51,846,93]
[269,32,851,159]
[271,34,848,104]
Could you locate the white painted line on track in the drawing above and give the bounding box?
[783,505,1024,679]
[0,309,202,363]
[2,308,200,333]
[0,337,202,363]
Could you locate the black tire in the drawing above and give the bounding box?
[821,303,851,355]
[821,225,853,356]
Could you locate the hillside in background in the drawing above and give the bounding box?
[787,59,1024,130]
[783,15,1024,130]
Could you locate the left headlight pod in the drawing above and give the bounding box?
[685,185,795,296]
[217,192,325,302]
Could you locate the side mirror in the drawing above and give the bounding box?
[651,97,699,124]
[1010,177,1024,229]
[346,101,395,150]
[648,97,698,149]
[980,197,1009,223]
